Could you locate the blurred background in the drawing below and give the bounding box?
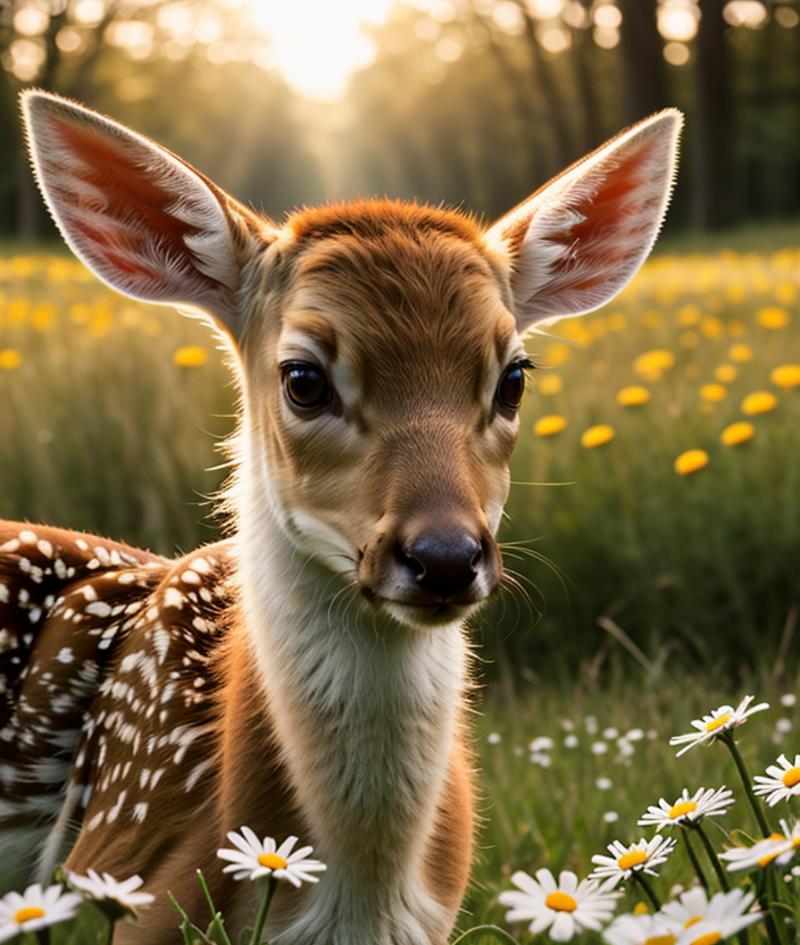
[3,0,800,232]
[0,0,798,680]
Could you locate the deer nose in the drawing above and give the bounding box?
[397,531,483,598]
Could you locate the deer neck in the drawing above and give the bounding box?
[232,447,468,944]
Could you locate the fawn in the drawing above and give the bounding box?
[0,91,681,944]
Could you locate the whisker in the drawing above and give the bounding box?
[510,480,576,487]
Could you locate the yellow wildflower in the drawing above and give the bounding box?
[581,425,615,448]
[617,385,650,407]
[562,322,592,346]
[634,349,675,380]
[741,391,777,416]
[714,364,737,384]
[533,415,567,437]
[700,316,724,339]
[0,349,22,370]
[174,346,208,368]
[677,304,701,327]
[537,374,563,396]
[674,449,709,475]
[699,383,727,403]
[721,422,755,447]
[775,281,797,305]
[770,364,800,389]
[729,343,754,363]
[544,343,571,367]
[32,302,56,332]
[756,306,790,330]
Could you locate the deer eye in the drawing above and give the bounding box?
[281,362,332,412]
[496,361,528,412]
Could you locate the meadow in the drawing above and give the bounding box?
[0,231,799,943]
[1,232,798,669]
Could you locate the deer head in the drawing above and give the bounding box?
[23,91,681,630]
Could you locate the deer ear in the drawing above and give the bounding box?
[22,90,271,336]
[486,109,683,332]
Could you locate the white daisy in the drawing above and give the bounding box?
[753,753,800,806]
[669,696,769,757]
[0,883,82,942]
[530,736,554,752]
[217,827,327,887]
[638,787,735,831]
[66,870,154,912]
[659,887,760,937]
[499,868,620,942]
[603,912,675,945]
[674,901,762,945]
[590,836,677,887]
[720,820,800,872]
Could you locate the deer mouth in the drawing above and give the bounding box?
[371,594,486,629]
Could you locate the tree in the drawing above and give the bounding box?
[694,0,737,227]
[617,0,668,122]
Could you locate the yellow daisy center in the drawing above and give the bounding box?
[782,767,800,788]
[690,933,721,945]
[14,906,45,924]
[684,917,703,929]
[643,936,677,945]
[544,891,577,912]
[258,853,288,870]
[758,839,786,869]
[669,800,697,819]
[618,850,648,870]
[705,713,731,733]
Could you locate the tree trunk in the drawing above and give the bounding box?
[694,0,736,227]
[617,0,668,123]
[572,26,604,152]
[513,0,574,168]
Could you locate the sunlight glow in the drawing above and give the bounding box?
[244,0,395,101]
[658,2,699,42]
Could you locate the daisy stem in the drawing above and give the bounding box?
[105,916,116,945]
[691,826,752,945]
[682,829,709,891]
[764,869,791,945]
[692,823,729,891]
[632,872,661,911]
[721,732,771,837]
[250,876,278,945]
